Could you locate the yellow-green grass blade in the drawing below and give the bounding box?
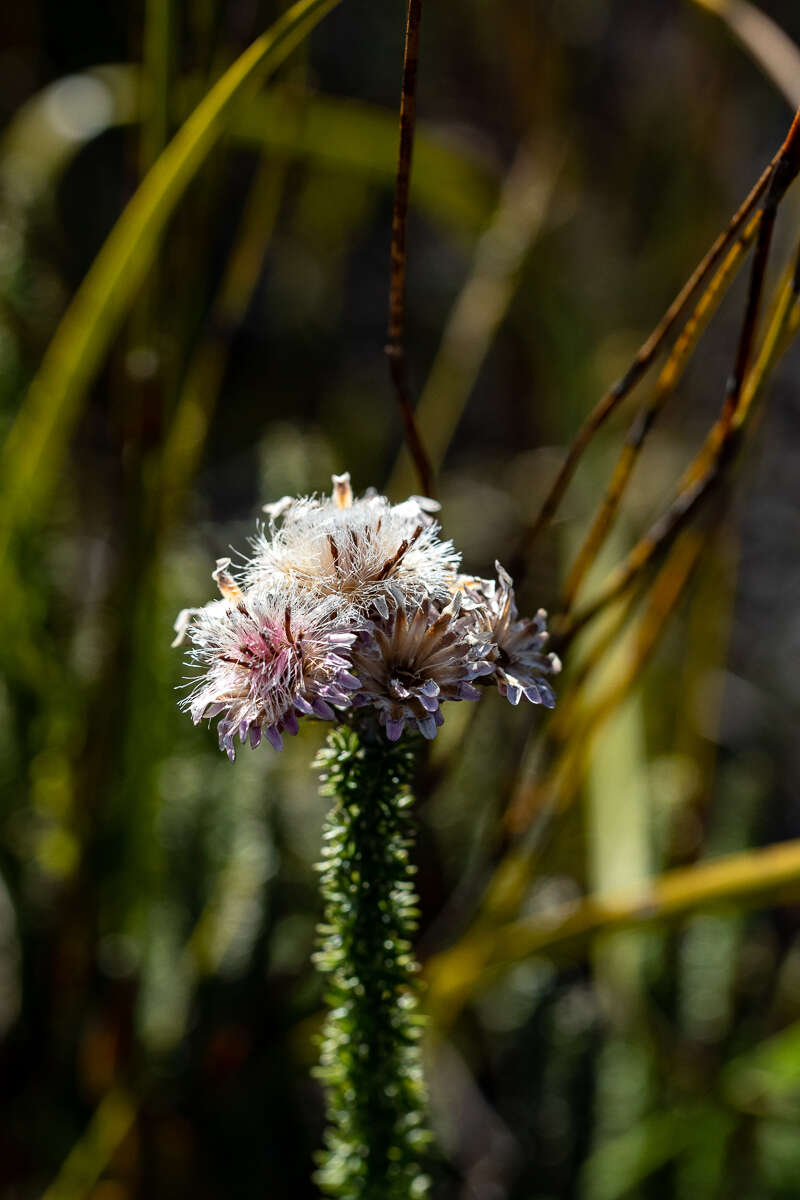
[424,831,800,1030]
[1,70,495,241]
[140,0,174,173]
[0,0,341,558]
[229,87,497,236]
[40,1087,137,1200]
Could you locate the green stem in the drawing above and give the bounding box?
[313,724,431,1200]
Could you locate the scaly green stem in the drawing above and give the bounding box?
[314,724,431,1200]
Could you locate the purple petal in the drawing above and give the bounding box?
[313,698,335,721]
[337,671,361,691]
[282,709,299,736]
[418,691,439,713]
[417,716,438,740]
[420,678,440,697]
[250,725,262,749]
[294,695,314,715]
[505,684,522,706]
[265,725,284,751]
[386,717,405,742]
[458,682,481,701]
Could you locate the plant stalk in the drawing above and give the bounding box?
[314,724,431,1200]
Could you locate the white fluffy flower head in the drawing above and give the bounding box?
[246,472,458,616]
[180,583,358,759]
[174,474,559,755]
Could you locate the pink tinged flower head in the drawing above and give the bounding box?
[180,589,359,760]
[246,474,459,615]
[350,589,494,743]
[473,562,561,709]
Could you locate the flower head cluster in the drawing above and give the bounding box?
[175,474,560,756]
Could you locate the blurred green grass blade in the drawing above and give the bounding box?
[0,0,341,556]
[582,540,653,996]
[1,68,495,240]
[673,1106,736,1199]
[425,837,800,1027]
[576,529,653,1192]
[41,1087,136,1200]
[135,0,174,342]
[581,1105,732,1200]
[579,1109,692,1200]
[724,1018,800,1112]
[141,0,174,172]
[158,155,288,530]
[229,88,497,235]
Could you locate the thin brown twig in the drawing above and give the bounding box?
[558,474,717,649]
[565,531,706,745]
[386,0,435,499]
[718,122,794,425]
[560,153,800,648]
[547,586,645,745]
[509,141,784,579]
[559,209,761,613]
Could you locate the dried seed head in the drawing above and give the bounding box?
[468,562,561,708]
[180,589,359,759]
[350,593,494,742]
[175,479,559,756]
[246,474,459,614]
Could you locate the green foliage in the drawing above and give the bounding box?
[0,0,342,552]
[313,725,431,1200]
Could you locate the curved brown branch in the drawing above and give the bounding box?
[553,108,800,645]
[561,244,800,648]
[560,210,761,614]
[510,139,786,579]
